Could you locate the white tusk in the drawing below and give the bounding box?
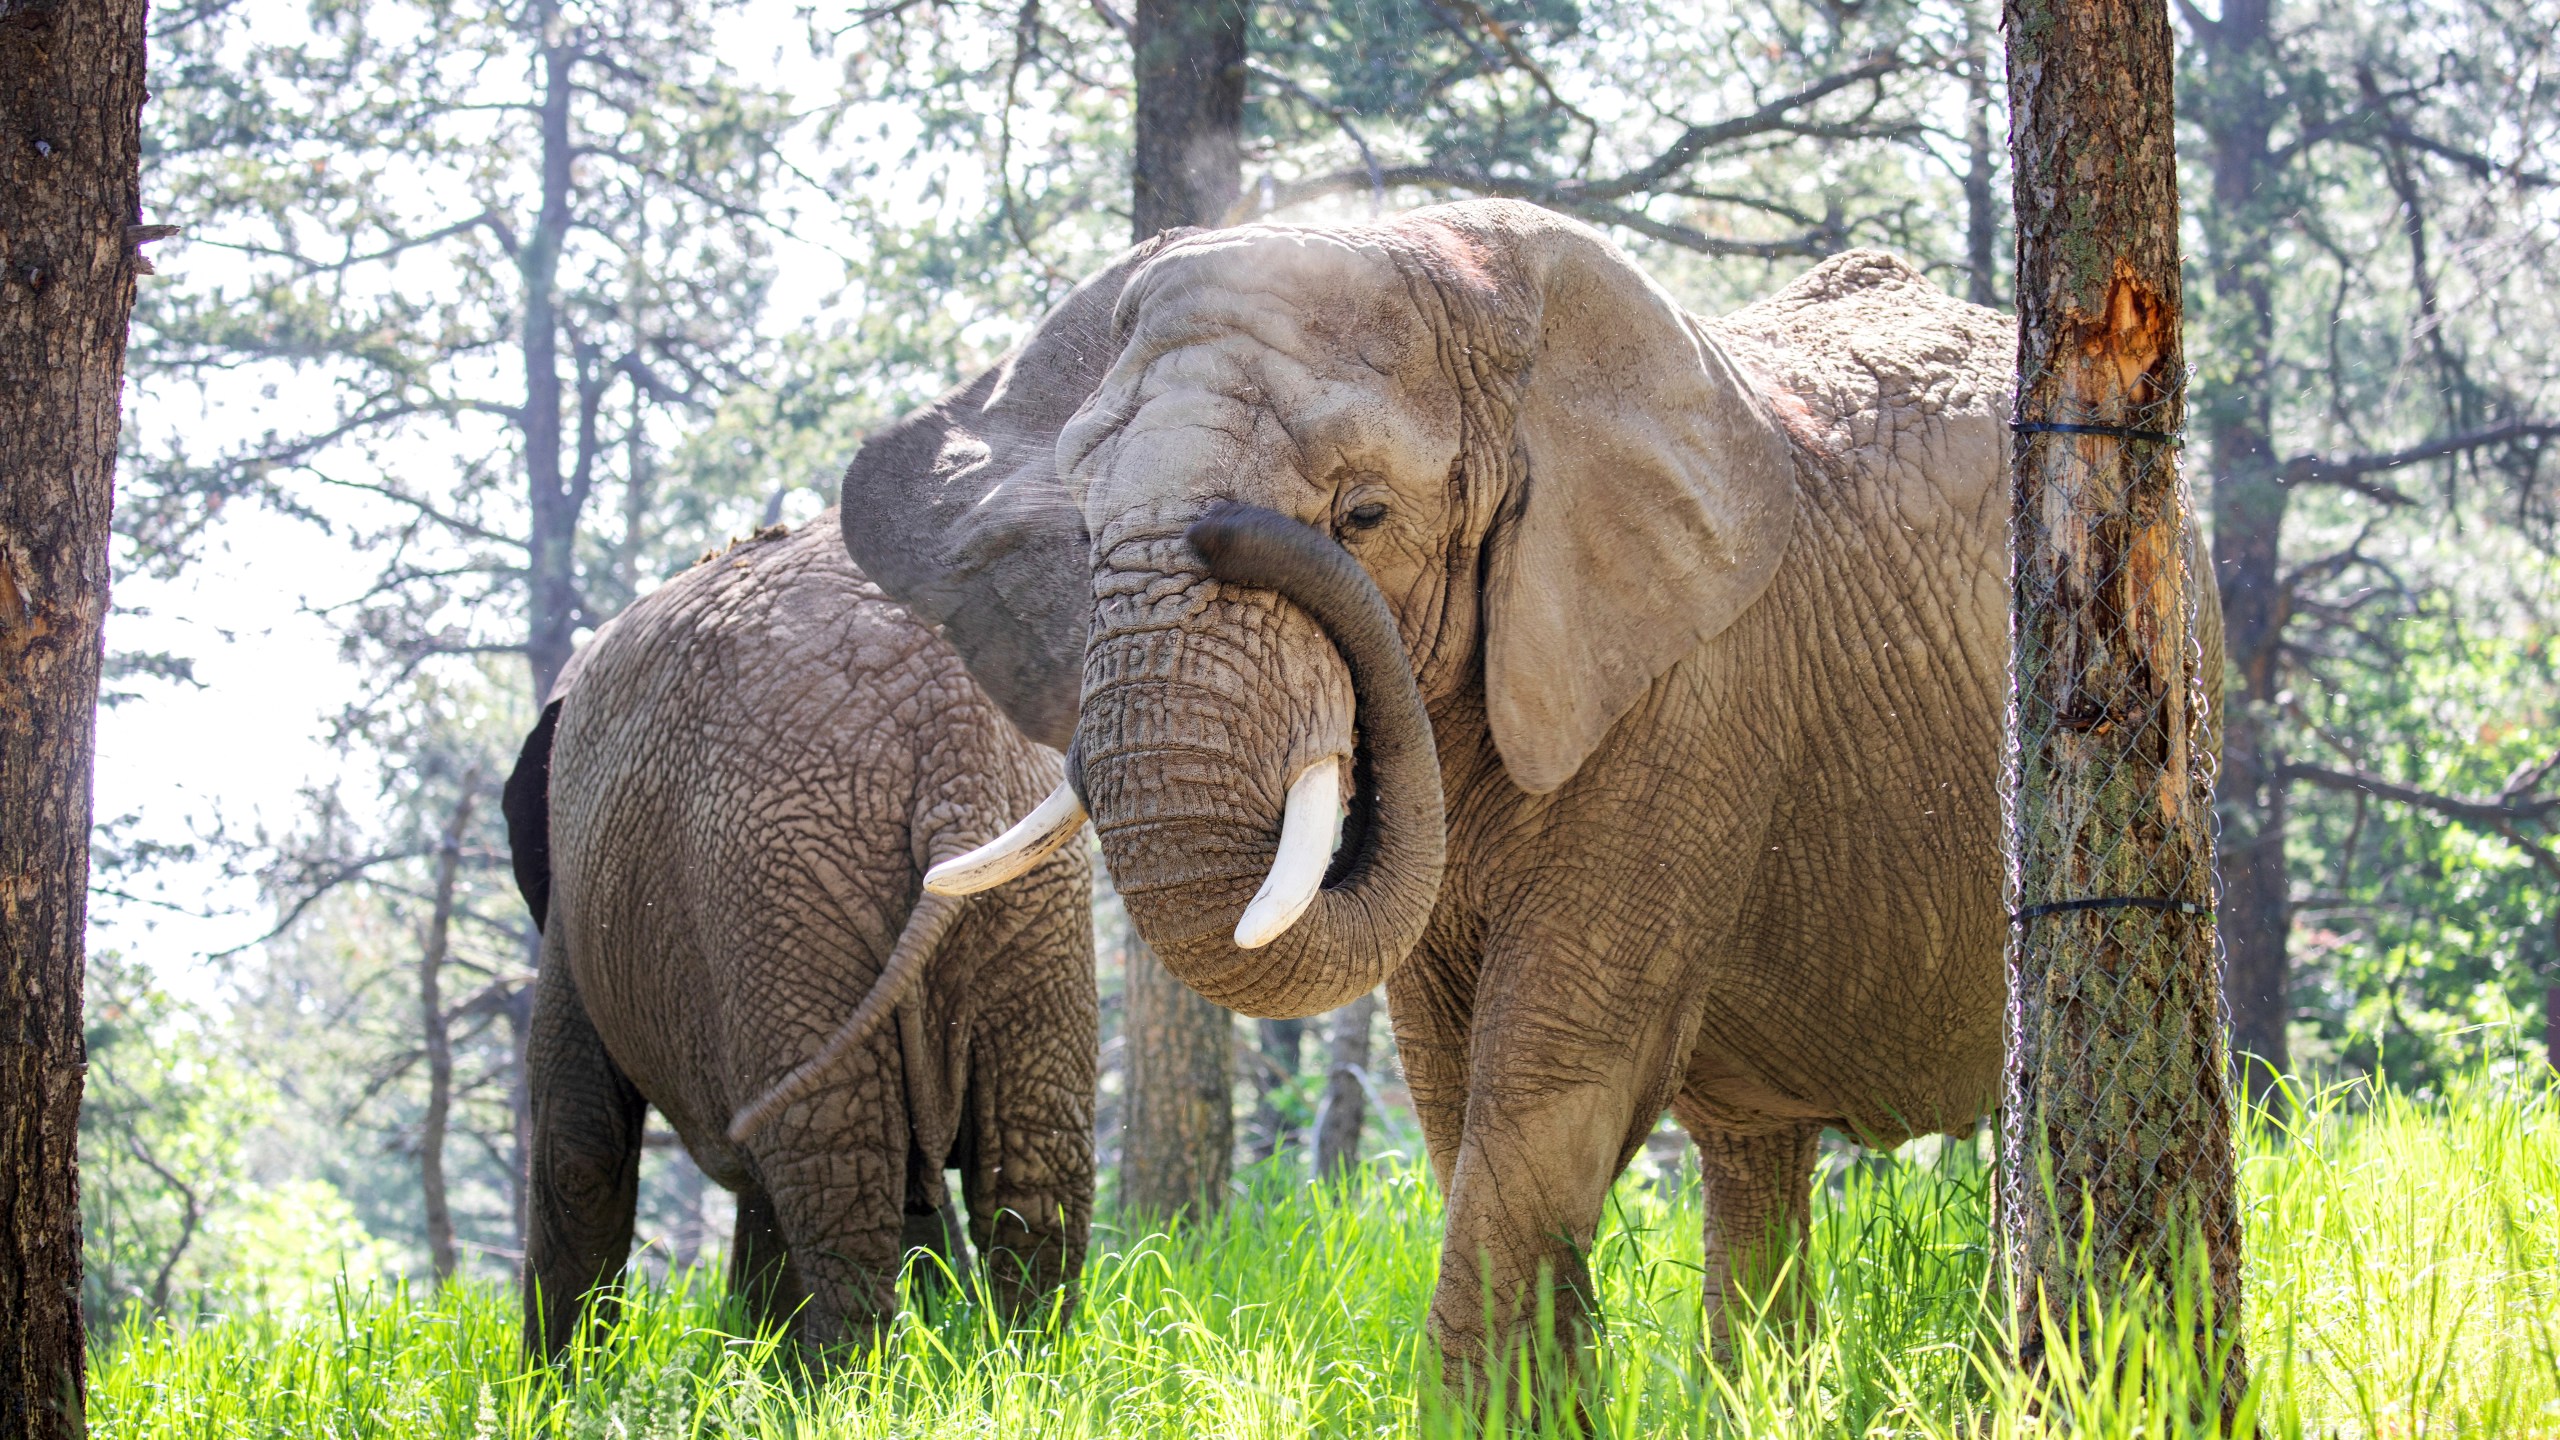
[1234,760,1346,950]
[923,781,1089,896]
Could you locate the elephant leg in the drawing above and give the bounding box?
[959,944,1096,1329]
[747,1069,911,1359]
[727,1181,805,1337]
[1677,1114,1822,1353]
[1384,940,1480,1192]
[521,953,648,1362]
[1426,934,1690,1406]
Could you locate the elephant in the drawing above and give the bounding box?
[837,200,2219,1382]
[500,515,1096,1361]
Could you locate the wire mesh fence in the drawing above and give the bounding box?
[2000,372,2246,1392]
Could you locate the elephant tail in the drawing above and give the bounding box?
[726,888,967,1144]
[501,700,565,933]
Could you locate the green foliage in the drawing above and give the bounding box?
[132,0,797,627]
[87,1078,2560,1437]
[82,951,397,1326]
[2284,548,2560,1087]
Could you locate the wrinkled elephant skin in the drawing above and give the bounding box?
[507,517,1095,1361]
[839,201,2222,1383]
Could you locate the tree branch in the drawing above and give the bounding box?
[1245,61,1383,216]
[2281,420,2560,504]
[2284,761,2560,825]
[1263,51,1900,237]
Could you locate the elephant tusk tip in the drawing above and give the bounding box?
[922,780,1087,896]
[1232,760,1343,950]
[920,862,987,897]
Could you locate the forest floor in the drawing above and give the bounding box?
[89,1076,2559,1439]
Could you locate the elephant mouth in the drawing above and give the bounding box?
[1325,731,1379,891]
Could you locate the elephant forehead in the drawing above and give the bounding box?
[1072,355,1459,522]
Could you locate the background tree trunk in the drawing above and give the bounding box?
[1962,0,2000,308]
[418,782,478,1283]
[1119,934,1233,1219]
[1131,0,1246,238]
[520,2,584,708]
[1,0,148,1428]
[2187,0,2292,1099]
[1311,992,1376,1183]
[1247,1018,1304,1164]
[2002,0,2247,1405]
[1119,0,1247,1220]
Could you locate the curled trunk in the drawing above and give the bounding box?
[1075,504,1445,1019]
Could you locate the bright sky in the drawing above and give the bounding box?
[90,1,884,992]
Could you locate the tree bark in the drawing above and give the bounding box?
[418,781,478,1284]
[1119,0,1247,1219]
[1246,1017,1303,1163]
[1311,992,1375,1183]
[1962,0,1999,308]
[1119,934,1232,1220]
[1130,0,1246,239]
[2003,0,2247,1406]
[2,0,148,1429]
[520,7,582,708]
[2187,0,2292,1100]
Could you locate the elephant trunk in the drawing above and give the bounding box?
[1074,503,1445,1019]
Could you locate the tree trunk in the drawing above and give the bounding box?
[2187,0,2292,1100]
[1311,992,1376,1184]
[1118,0,1247,1219]
[2,0,147,1431]
[2003,0,2247,1406]
[1119,934,1232,1220]
[1247,1017,1304,1163]
[1130,0,1246,239]
[520,10,582,708]
[418,781,478,1284]
[1962,0,2000,308]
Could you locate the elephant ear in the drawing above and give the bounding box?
[1479,210,1800,794]
[841,235,1184,748]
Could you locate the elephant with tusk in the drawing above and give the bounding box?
[843,200,2220,1387]
[504,517,1095,1363]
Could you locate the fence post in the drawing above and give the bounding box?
[2001,0,2249,1408]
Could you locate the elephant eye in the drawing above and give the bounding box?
[1342,502,1389,533]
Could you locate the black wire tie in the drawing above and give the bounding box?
[2012,896,2215,925]
[2010,420,2182,444]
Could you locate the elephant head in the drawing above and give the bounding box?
[843,200,1798,1018]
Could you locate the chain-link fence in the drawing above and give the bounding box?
[2000,376,2246,1392]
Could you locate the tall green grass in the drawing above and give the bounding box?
[90,1077,2560,1438]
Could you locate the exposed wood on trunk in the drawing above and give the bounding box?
[1311,992,1376,1183]
[1120,935,1233,1218]
[419,780,480,1284]
[2003,0,2247,1406]
[2,0,148,1427]
[1120,0,1247,1220]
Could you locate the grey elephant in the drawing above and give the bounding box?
[841,200,2219,1382]
[501,516,1095,1360]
